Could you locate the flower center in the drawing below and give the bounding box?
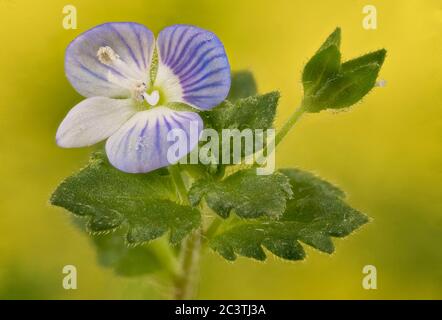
[143,90,160,106]
[96,46,161,107]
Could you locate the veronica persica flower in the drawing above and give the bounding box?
[56,22,230,173]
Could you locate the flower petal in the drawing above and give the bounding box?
[56,97,137,148]
[65,22,155,98]
[106,107,203,173]
[156,25,231,110]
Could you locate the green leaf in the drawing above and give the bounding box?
[302,45,341,95]
[210,168,369,261]
[308,63,381,111]
[51,151,200,245]
[279,169,368,238]
[196,92,279,174]
[202,91,279,131]
[317,27,341,52]
[341,49,386,73]
[302,28,386,113]
[227,70,258,102]
[302,28,341,98]
[189,169,293,219]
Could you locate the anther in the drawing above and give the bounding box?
[97,46,119,65]
[134,82,148,101]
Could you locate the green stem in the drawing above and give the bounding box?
[275,104,305,147]
[202,217,222,248]
[149,239,179,278]
[173,229,202,299]
[168,165,189,204]
[256,104,305,167]
[168,164,202,299]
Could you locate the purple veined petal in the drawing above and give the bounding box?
[155,25,231,110]
[65,22,155,98]
[106,107,203,173]
[56,97,137,148]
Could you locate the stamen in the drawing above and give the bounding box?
[133,82,147,101]
[97,46,119,65]
[96,46,150,103]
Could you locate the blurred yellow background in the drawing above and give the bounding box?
[0,0,441,299]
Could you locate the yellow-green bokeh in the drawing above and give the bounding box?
[0,0,441,299]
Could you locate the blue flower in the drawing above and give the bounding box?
[56,22,231,173]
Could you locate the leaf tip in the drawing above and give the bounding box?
[319,27,342,52]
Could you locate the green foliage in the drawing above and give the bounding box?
[302,28,386,112]
[89,225,161,277]
[302,45,341,95]
[310,62,381,111]
[202,91,279,132]
[280,169,369,237]
[341,49,386,73]
[189,169,293,219]
[227,70,258,101]
[317,27,341,52]
[197,91,279,174]
[303,28,341,95]
[51,152,200,245]
[210,169,369,261]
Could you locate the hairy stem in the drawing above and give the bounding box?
[256,103,305,168]
[168,165,202,299]
[275,104,305,147]
[202,217,222,248]
[168,165,189,204]
[149,239,180,278]
[173,229,202,299]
